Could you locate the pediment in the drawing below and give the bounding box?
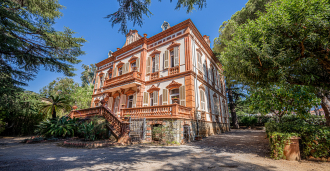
[167,41,181,50]
[125,88,136,95]
[128,56,138,63]
[149,49,161,56]
[166,80,182,90]
[116,61,125,67]
[199,84,206,91]
[147,85,160,93]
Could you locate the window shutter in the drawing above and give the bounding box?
[95,76,99,89]
[164,50,169,69]
[179,86,186,106]
[122,94,126,105]
[198,54,202,71]
[133,93,137,107]
[126,63,130,73]
[155,54,159,72]
[200,90,204,110]
[102,74,105,86]
[108,97,113,110]
[153,91,158,106]
[136,58,140,72]
[143,92,148,106]
[113,67,117,77]
[162,89,168,105]
[146,57,151,74]
[174,47,179,66]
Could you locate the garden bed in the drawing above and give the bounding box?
[61,139,119,148]
[21,136,78,144]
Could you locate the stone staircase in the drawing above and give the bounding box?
[68,104,130,144]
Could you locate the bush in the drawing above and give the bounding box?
[78,116,109,141]
[240,116,258,127]
[265,117,330,159]
[35,116,79,138]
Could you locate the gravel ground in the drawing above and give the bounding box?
[0,129,329,171]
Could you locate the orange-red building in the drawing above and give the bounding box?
[71,19,230,143]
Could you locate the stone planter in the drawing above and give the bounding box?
[284,136,301,161]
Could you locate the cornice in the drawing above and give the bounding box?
[147,85,160,93]
[167,41,181,50]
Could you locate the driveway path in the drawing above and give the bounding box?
[0,129,329,171]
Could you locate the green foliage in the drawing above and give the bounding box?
[248,84,320,120]
[265,117,330,159]
[240,116,258,127]
[268,131,299,160]
[108,0,206,34]
[40,95,72,118]
[78,117,109,141]
[218,0,330,88]
[0,0,86,89]
[35,117,79,138]
[81,64,97,87]
[0,91,45,135]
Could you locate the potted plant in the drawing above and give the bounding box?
[171,96,180,104]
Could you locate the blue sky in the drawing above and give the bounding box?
[25,0,248,93]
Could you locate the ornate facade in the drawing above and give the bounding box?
[72,19,230,143]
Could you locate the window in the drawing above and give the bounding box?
[200,90,206,111]
[170,89,179,104]
[198,53,202,71]
[170,50,175,67]
[118,67,123,76]
[131,62,136,71]
[152,57,155,73]
[109,73,112,79]
[127,95,133,108]
[150,93,154,106]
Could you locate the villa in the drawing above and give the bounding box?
[69,19,230,143]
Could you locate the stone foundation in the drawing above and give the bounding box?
[137,119,230,144]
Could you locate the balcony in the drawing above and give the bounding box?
[121,103,192,119]
[150,72,159,80]
[169,66,179,75]
[103,70,142,90]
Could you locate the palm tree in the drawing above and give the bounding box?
[40,95,71,118]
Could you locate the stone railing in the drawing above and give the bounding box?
[169,66,179,75]
[121,103,192,119]
[150,72,159,80]
[104,71,141,87]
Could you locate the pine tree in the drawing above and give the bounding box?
[0,0,86,89]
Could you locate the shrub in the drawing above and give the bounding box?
[78,116,109,141]
[35,116,79,138]
[265,117,330,159]
[240,116,258,127]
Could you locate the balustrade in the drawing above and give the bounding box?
[169,66,179,75]
[104,71,141,87]
[150,72,159,80]
[121,103,192,119]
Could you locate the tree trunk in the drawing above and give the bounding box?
[228,87,239,129]
[320,96,330,126]
[52,107,56,119]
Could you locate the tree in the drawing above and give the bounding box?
[107,0,206,34]
[40,95,71,118]
[216,0,330,126]
[81,64,97,87]
[0,0,86,89]
[71,85,93,110]
[39,77,79,103]
[248,84,320,122]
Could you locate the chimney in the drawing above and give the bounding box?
[203,35,211,47]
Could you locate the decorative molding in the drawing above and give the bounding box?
[117,61,125,67]
[149,49,161,56]
[199,84,206,91]
[94,98,100,103]
[125,88,136,95]
[113,91,120,98]
[128,56,138,63]
[196,48,203,55]
[166,80,182,90]
[147,85,160,93]
[167,41,181,50]
[98,72,104,77]
[120,88,125,94]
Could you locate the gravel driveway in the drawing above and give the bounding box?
[0,129,329,171]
